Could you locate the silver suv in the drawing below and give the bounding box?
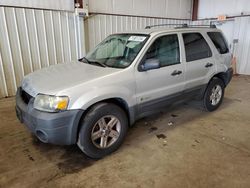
[16,25,233,158]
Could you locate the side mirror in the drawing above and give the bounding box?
[140,58,160,71]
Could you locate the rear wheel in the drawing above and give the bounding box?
[77,103,128,159]
[203,77,225,111]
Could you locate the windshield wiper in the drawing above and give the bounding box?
[89,61,106,67]
[79,57,106,67]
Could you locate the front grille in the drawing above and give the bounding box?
[20,88,33,104]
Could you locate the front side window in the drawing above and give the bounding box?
[85,34,148,68]
[207,32,229,54]
[144,34,180,67]
[183,33,212,62]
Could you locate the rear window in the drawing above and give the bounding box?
[207,32,229,54]
[183,33,212,62]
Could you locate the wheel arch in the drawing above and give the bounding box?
[212,72,227,86]
[74,97,135,144]
[199,72,227,100]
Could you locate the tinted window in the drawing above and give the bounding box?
[183,33,212,62]
[208,32,229,54]
[145,34,180,67]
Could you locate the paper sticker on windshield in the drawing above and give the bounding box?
[126,41,140,48]
[128,36,146,42]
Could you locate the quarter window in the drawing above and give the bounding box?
[145,34,180,67]
[207,32,229,54]
[183,33,212,62]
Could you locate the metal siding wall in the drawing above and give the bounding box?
[193,17,250,75]
[0,0,74,12]
[198,0,250,19]
[85,14,191,51]
[0,7,85,98]
[89,0,192,19]
[233,17,250,75]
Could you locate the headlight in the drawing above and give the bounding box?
[34,94,69,112]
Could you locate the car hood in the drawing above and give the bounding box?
[21,62,120,97]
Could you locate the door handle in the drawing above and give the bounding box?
[205,63,213,68]
[171,70,182,76]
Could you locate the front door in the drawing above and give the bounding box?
[135,33,185,115]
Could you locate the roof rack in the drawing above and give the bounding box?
[145,23,216,29]
[187,24,217,28]
[145,23,188,29]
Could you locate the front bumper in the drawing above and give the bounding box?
[15,88,84,145]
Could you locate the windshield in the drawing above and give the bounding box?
[85,34,149,68]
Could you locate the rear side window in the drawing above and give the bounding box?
[183,33,212,62]
[207,32,229,54]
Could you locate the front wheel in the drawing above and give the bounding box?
[203,77,225,112]
[77,103,128,159]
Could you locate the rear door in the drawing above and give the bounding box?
[182,32,216,90]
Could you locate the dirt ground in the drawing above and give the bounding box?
[0,75,250,188]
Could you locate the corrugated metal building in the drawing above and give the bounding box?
[0,6,86,98]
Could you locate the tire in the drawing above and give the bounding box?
[203,77,225,112]
[77,103,128,159]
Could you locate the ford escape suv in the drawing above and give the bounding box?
[16,25,233,158]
